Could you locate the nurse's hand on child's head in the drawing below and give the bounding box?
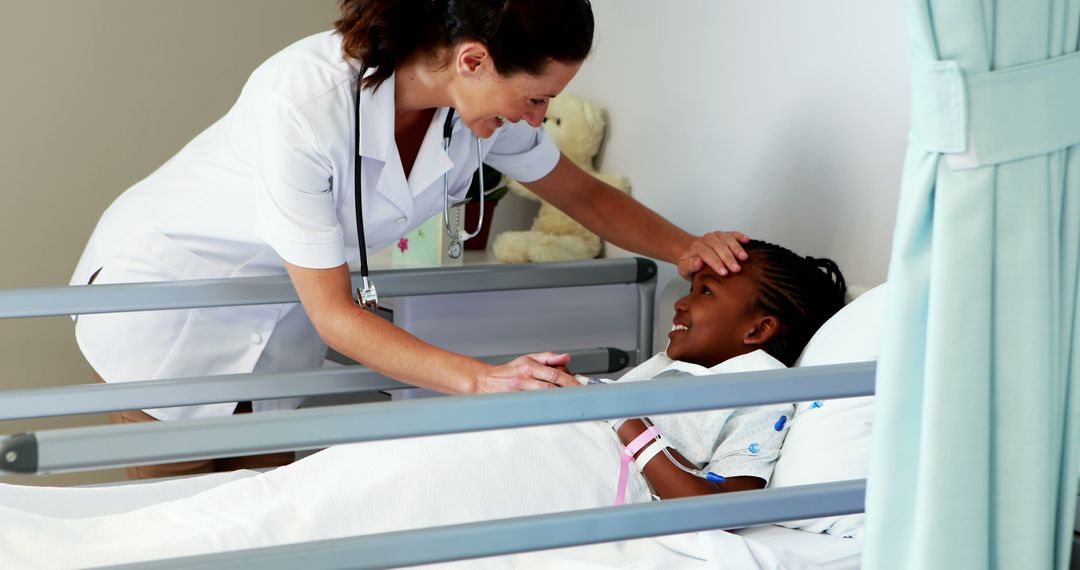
[473,352,577,393]
[677,231,750,280]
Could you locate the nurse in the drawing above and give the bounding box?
[72,0,750,478]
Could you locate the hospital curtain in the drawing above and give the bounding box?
[864,1,1080,569]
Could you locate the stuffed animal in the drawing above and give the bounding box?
[492,94,631,263]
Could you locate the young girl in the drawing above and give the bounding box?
[607,239,845,500]
[0,240,845,568]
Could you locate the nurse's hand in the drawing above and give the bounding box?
[677,231,750,279]
[474,352,579,393]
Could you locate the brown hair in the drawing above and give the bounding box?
[335,0,594,90]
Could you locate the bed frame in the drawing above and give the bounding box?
[0,258,873,569]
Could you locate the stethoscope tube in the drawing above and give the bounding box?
[443,130,486,242]
[353,76,377,309]
[352,78,486,309]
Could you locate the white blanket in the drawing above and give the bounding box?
[0,421,820,569]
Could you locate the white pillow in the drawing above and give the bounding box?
[767,282,887,537]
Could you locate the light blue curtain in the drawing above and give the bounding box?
[864,1,1080,568]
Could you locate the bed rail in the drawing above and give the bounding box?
[0,347,630,421]
[1,256,656,369]
[103,479,867,570]
[0,257,657,317]
[0,361,874,475]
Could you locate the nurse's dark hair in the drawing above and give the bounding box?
[336,0,594,90]
[742,240,847,366]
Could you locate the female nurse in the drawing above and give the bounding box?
[71,0,750,478]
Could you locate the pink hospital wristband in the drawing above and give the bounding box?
[614,425,662,505]
[626,425,662,456]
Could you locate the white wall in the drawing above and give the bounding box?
[567,0,910,290]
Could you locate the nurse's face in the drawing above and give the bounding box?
[450,43,582,138]
[666,266,776,368]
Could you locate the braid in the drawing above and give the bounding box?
[742,239,847,366]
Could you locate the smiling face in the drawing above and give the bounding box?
[448,43,582,138]
[666,265,779,368]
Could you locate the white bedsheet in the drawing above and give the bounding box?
[733,525,863,569]
[0,422,831,569]
[0,469,259,519]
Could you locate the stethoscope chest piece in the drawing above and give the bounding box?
[441,118,486,260]
[447,239,463,259]
[357,276,378,311]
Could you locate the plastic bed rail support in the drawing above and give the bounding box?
[634,259,657,363]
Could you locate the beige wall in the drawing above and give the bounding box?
[0,0,339,485]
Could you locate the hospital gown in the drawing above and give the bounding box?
[608,350,793,487]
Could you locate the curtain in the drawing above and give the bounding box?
[864,1,1080,568]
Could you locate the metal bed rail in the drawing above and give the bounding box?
[0,257,658,364]
[106,480,867,570]
[0,347,631,421]
[0,258,659,318]
[25,360,877,570]
[0,361,875,475]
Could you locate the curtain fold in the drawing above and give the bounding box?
[864,1,1080,568]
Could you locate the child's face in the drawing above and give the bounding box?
[666,265,769,368]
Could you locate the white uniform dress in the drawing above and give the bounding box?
[71,31,560,421]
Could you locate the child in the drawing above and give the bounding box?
[601,239,846,499]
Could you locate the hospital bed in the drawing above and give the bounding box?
[0,258,873,569]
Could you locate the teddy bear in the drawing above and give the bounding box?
[492,94,631,263]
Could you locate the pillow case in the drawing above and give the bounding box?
[767,282,887,537]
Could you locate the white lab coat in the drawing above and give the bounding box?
[71,31,560,421]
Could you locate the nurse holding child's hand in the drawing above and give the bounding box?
[72,0,748,478]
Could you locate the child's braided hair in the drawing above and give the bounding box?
[742,239,847,366]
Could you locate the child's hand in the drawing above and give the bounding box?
[571,375,617,387]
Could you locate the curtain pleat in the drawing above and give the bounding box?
[864,2,1080,568]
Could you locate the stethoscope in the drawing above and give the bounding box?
[352,77,486,310]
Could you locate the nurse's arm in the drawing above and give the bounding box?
[283,261,579,394]
[522,155,748,277]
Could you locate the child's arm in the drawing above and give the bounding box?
[616,419,765,499]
